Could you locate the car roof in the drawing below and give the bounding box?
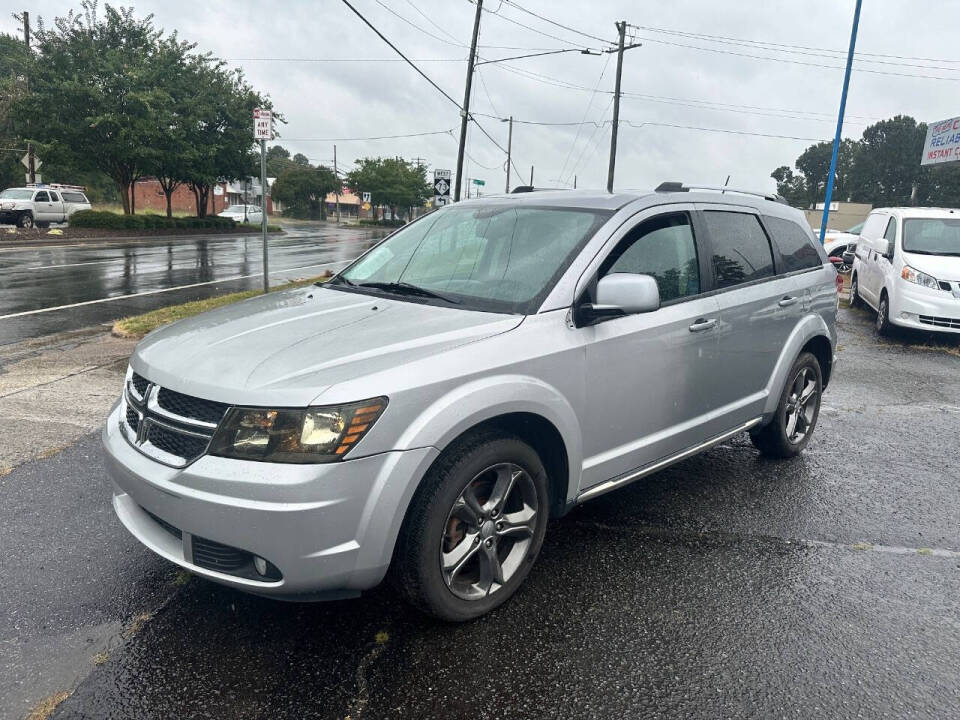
[456,187,795,215]
[873,207,960,219]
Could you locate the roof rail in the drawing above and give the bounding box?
[655,181,786,204]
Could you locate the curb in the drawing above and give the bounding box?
[0,228,285,249]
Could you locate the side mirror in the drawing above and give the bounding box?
[841,250,855,265]
[578,273,660,325]
[883,239,895,260]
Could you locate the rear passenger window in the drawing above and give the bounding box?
[62,192,88,203]
[703,211,775,289]
[765,216,822,272]
[601,212,700,302]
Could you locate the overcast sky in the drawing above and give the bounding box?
[5,1,960,193]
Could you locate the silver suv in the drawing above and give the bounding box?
[102,185,838,621]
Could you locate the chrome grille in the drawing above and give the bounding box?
[121,373,224,467]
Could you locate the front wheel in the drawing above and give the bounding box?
[876,293,892,336]
[750,351,823,458]
[393,431,549,621]
[849,273,861,308]
[17,212,34,229]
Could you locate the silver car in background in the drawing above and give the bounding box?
[102,184,838,621]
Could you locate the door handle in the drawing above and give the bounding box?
[689,318,717,333]
[778,296,799,307]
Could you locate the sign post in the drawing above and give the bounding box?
[254,108,272,291]
[434,169,451,207]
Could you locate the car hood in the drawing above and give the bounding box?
[132,286,523,406]
[902,252,960,281]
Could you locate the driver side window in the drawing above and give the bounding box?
[601,213,700,303]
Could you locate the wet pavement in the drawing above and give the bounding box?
[0,224,382,344]
[3,306,960,719]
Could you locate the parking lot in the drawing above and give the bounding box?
[1,301,956,719]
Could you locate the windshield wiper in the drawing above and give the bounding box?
[326,275,355,287]
[356,281,460,304]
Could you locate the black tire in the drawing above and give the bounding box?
[17,212,33,229]
[392,430,550,622]
[750,351,823,459]
[876,292,892,336]
[848,273,861,308]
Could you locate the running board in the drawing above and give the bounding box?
[576,417,763,503]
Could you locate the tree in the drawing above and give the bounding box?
[848,115,926,206]
[266,145,293,176]
[346,157,431,220]
[270,165,338,219]
[771,166,807,207]
[0,33,30,190]
[292,152,310,166]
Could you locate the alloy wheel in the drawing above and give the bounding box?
[849,277,858,307]
[784,366,819,444]
[877,297,888,333]
[440,462,538,601]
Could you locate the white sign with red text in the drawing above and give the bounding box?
[254,108,273,140]
[922,116,960,166]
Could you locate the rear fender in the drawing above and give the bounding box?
[762,314,834,419]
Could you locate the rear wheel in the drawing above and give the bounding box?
[393,431,549,621]
[876,292,892,336]
[750,351,823,458]
[17,212,33,229]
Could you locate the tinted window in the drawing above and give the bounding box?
[703,211,775,289]
[34,191,49,202]
[62,191,87,203]
[48,191,60,201]
[602,213,700,302]
[765,216,822,272]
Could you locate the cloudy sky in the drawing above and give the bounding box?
[5,1,960,194]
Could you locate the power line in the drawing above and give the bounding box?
[634,35,960,82]
[280,129,457,141]
[473,0,597,50]
[630,23,960,66]
[558,53,611,186]
[502,0,612,45]
[340,0,463,109]
[622,120,825,142]
[403,0,466,45]
[375,0,468,48]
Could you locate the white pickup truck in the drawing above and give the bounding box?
[0,185,92,228]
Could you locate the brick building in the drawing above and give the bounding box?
[132,177,274,216]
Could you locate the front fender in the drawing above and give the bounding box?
[396,374,583,504]
[762,314,834,418]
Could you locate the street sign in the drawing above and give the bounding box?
[253,108,273,140]
[434,169,451,206]
[922,116,960,166]
[20,154,41,171]
[362,191,372,203]
[472,178,485,186]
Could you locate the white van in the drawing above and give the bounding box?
[848,207,960,334]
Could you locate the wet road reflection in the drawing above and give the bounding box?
[0,225,383,343]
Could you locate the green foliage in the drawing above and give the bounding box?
[345,157,431,219]
[270,165,338,219]
[773,115,960,209]
[69,209,235,230]
[12,2,273,216]
[266,145,294,176]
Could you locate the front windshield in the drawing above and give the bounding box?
[225,205,247,212]
[0,189,33,200]
[903,218,960,256]
[333,204,612,314]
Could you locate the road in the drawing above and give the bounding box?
[0,224,383,344]
[3,306,959,719]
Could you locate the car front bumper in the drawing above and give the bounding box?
[102,402,438,599]
[889,284,960,334]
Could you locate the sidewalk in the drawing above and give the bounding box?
[0,327,133,472]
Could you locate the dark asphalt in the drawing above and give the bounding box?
[0,224,382,344]
[3,306,960,719]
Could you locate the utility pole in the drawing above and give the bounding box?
[574,175,577,189]
[529,165,534,186]
[23,12,35,185]
[505,116,513,193]
[333,144,341,223]
[261,139,269,291]
[607,21,627,193]
[454,0,482,202]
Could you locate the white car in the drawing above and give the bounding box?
[0,185,91,228]
[218,204,263,225]
[849,207,960,335]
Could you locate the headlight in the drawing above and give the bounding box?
[208,397,387,463]
[901,265,940,290]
